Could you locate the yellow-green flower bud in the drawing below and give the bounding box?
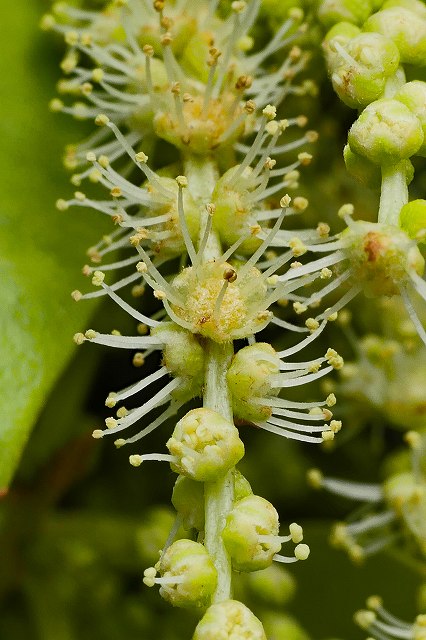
[245,565,296,607]
[222,495,280,571]
[344,144,382,188]
[211,168,261,255]
[167,408,245,482]
[343,145,413,189]
[172,476,205,531]
[323,22,361,66]
[152,323,205,402]
[399,200,426,243]
[146,177,201,257]
[324,21,362,42]
[137,12,198,57]
[156,539,217,608]
[262,612,311,640]
[383,471,426,555]
[382,0,426,20]
[363,7,426,66]
[341,220,425,297]
[227,343,281,423]
[318,0,375,28]
[234,469,253,502]
[193,600,267,640]
[328,33,400,108]
[348,99,424,166]
[395,81,426,157]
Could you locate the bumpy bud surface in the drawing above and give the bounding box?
[341,220,425,297]
[327,33,400,108]
[395,81,426,157]
[171,261,271,342]
[318,0,374,27]
[227,343,280,422]
[222,495,281,571]
[323,21,361,66]
[167,408,245,481]
[399,200,426,242]
[158,539,217,608]
[348,99,424,165]
[152,323,205,401]
[172,475,205,531]
[363,7,426,66]
[193,599,267,640]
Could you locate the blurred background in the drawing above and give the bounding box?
[0,1,423,638]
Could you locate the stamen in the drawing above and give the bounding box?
[98,280,161,326]
[254,421,325,444]
[400,286,426,345]
[176,176,197,264]
[108,366,169,405]
[81,331,162,350]
[277,320,327,357]
[80,271,141,299]
[238,200,288,278]
[123,403,181,445]
[102,378,183,435]
[270,365,333,388]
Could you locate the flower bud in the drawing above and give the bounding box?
[383,471,426,554]
[245,565,296,607]
[328,33,400,108]
[172,476,205,531]
[343,145,413,189]
[227,343,281,422]
[363,7,426,67]
[222,495,280,571]
[348,99,424,166]
[399,200,426,243]
[211,167,261,255]
[152,323,205,401]
[234,469,253,501]
[262,611,311,640]
[395,81,426,157]
[157,539,217,608]
[146,177,201,257]
[318,0,375,27]
[167,408,245,482]
[343,144,382,188]
[341,220,425,297]
[323,21,361,66]
[382,0,426,17]
[193,600,267,640]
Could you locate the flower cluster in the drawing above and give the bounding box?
[309,0,426,343]
[308,431,426,566]
[45,0,426,637]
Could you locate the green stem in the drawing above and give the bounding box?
[203,339,235,603]
[378,161,408,226]
[184,155,235,603]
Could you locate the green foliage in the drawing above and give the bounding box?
[0,1,108,488]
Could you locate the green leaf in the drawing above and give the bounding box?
[0,2,110,488]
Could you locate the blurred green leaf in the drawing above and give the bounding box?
[0,2,109,488]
